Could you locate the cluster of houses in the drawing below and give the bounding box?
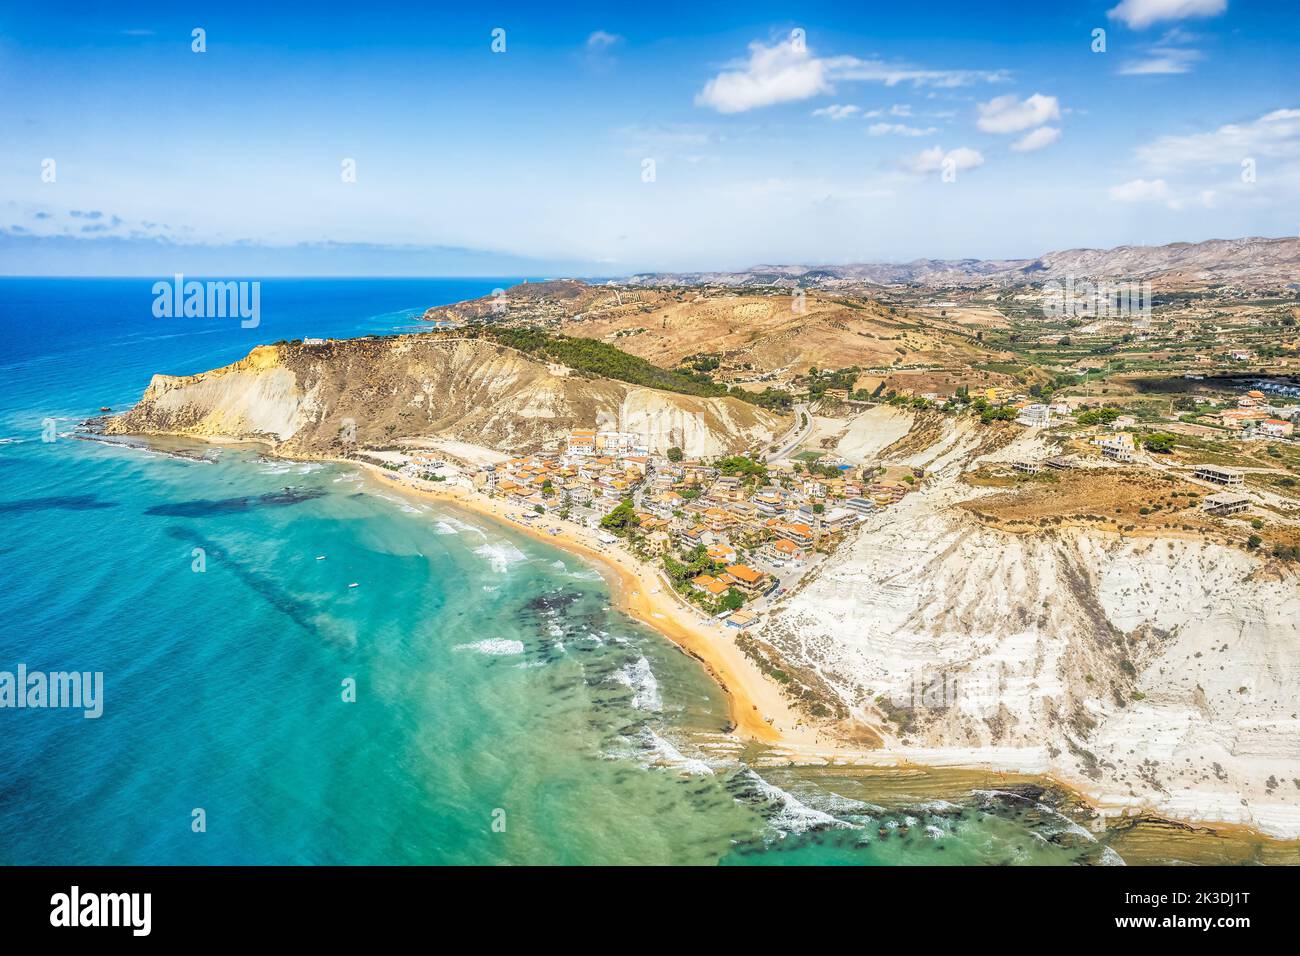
[394,427,930,622]
[1204,391,1297,438]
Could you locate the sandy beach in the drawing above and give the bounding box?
[344,459,1300,843]
[351,460,827,747]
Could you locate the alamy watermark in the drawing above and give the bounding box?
[889,663,1005,719]
[0,664,103,718]
[50,886,150,936]
[1041,275,1151,323]
[152,274,260,328]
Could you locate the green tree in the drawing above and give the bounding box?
[719,589,746,612]
[600,499,640,536]
[717,456,767,479]
[1076,407,1122,426]
[1142,433,1176,454]
[666,446,684,462]
[979,406,1018,424]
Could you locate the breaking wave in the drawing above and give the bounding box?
[474,541,528,573]
[453,638,525,656]
[611,656,662,711]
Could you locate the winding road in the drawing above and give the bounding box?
[765,402,812,462]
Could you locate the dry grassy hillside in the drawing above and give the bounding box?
[424,281,1006,378]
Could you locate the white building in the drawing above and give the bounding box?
[595,431,649,456]
[1017,404,1051,427]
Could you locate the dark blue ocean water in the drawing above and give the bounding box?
[0,278,1182,864]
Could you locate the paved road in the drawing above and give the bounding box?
[765,403,812,463]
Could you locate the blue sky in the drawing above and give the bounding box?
[1,0,1297,274]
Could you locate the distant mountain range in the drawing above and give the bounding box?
[625,236,1300,291]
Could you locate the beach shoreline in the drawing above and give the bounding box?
[343,458,1300,843]
[346,458,823,748]
[89,425,1299,843]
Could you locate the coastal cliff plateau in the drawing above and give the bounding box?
[759,417,1300,836]
[105,334,787,457]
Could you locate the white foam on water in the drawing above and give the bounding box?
[374,492,420,515]
[435,514,484,537]
[739,770,852,835]
[913,799,962,812]
[551,559,566,570]
[972,789,1127,866]
[802,790,878,816]
[640,729,714,776]
[433,520,459,535]
[611,656,662,711]
[453,638,525,656]
[474,541,528,573]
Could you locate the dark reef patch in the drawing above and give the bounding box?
[145,487,326,517]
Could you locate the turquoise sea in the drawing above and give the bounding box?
[0,278,1290,865]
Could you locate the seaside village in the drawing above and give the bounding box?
[380,426,906,629]
[373,378,1299,629]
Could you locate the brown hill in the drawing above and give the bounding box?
[105,333,787,457]
[424,284,1003,378]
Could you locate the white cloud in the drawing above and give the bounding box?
[1011,126,1061,152]
[1108,177,1223,210]
[1107,0,1227,30]
[1109,178,1173,202]
[864,104,922,119]
[1135,107,1300,170]
[976,93,1061,134]
[1119,46,1202,74]
[812,104,860,120]
[586,30,623,50]
[696,39,832,113]
[696,37,1007,114]
[869,122,939,137]
[909,145,985,174]
[832,60,1009,88]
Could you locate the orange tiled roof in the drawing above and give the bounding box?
[725,564,764,584]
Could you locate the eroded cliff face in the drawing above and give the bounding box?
[760,423,1300,836]
[105,335,787,457]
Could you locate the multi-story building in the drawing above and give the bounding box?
[1201,492,1250,516]
[722,564,772,597]
[762,538,805,563]
[566,429,597,456]
[1017,404,1051,427]
[1194,464,1244,486]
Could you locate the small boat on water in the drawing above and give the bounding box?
[316,555,326,561]
[348,582,359,589]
